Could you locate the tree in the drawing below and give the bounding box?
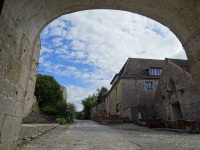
[82,94,97,119]
[65,103,77,122]
[96,86,108,104]
[34,74,64,108]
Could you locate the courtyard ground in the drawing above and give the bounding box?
[18,120,200,150]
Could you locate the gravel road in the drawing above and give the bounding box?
[19,120,200,150]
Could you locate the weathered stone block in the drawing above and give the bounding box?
[42,0,59,21]
[32,7,47,31]
[4,0,26,20]
[0,113,5,132]
[15,86,26,103]
[0,95,17,116]
[0,115,22,142]
[0,141,17,150]
[0,78,15,97]
[0,142,10,150]
[15,102,25,117]
[5,58,22,84]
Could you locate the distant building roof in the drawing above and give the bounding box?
[168,58,190,73]
[111,58,164,84]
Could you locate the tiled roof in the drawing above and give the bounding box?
[168,58,190,73]
[119,58,164,79]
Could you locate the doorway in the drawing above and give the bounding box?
[171,102,183,121]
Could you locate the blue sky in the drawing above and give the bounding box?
[39,10,187,111]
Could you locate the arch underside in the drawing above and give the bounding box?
[3,0,200,44]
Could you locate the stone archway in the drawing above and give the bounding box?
[1,0,200,149]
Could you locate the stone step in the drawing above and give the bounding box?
[22,112,55,123]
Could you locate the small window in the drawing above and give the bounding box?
[145,81,153,90]
[149,69,162,75]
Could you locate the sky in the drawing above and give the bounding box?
[39,9,187,111]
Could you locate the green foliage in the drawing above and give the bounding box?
[41,102,76,123]
[74,112,84,120]
[40,100,67,116]
[81,87,108,119]
[31,102,39,112]
[34,74,77,123]
[41,105,57,115]
[41,101,76,122]
[55,117,68,124]
[96,87,108,104]
[65,103,77,123]
[82,94,97,119]
[54,100,67,116]
[34,74,64,108]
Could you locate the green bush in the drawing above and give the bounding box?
[34,74,64,108]
[41,101,77,123]
[31,102,39,112]
[41,100,67,115]
[54,100,67,116]
[55,117,68,124]
[55,116,75,124]
[65,103,77,123]
[41,105,57,115]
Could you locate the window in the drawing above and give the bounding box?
[149,69,162,75]
[145,81,153,90]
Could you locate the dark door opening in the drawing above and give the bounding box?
[171,102,183,121]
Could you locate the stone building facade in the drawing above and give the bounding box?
[154,58,200,121]
[59,85,67,102]
[105,58,164,121]
[91,102,106,119]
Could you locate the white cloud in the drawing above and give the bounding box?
[51,37,63,47]
[40,10,187,111]
[67,85,94,111]
[40,47,54,55]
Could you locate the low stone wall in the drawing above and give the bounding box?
[94,117,123,125]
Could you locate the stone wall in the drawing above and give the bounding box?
[91,102,106,119]
[106,80,123,116]
[23,38,40,117]
[154,61,200,121]
[105,78,158,120]
[122,107,131,119]
[121,79,158,120]
[0,2,40,148]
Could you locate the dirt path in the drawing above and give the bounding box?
[19,120,200,150]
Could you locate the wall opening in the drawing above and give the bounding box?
[171,102,183,121]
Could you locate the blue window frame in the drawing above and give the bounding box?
[149,69,162,75]
[145,81,153,90]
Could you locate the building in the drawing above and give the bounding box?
[154,58,200,121]
[91,102,106,119]
[60,85,67,102]
[105,58,163,121]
